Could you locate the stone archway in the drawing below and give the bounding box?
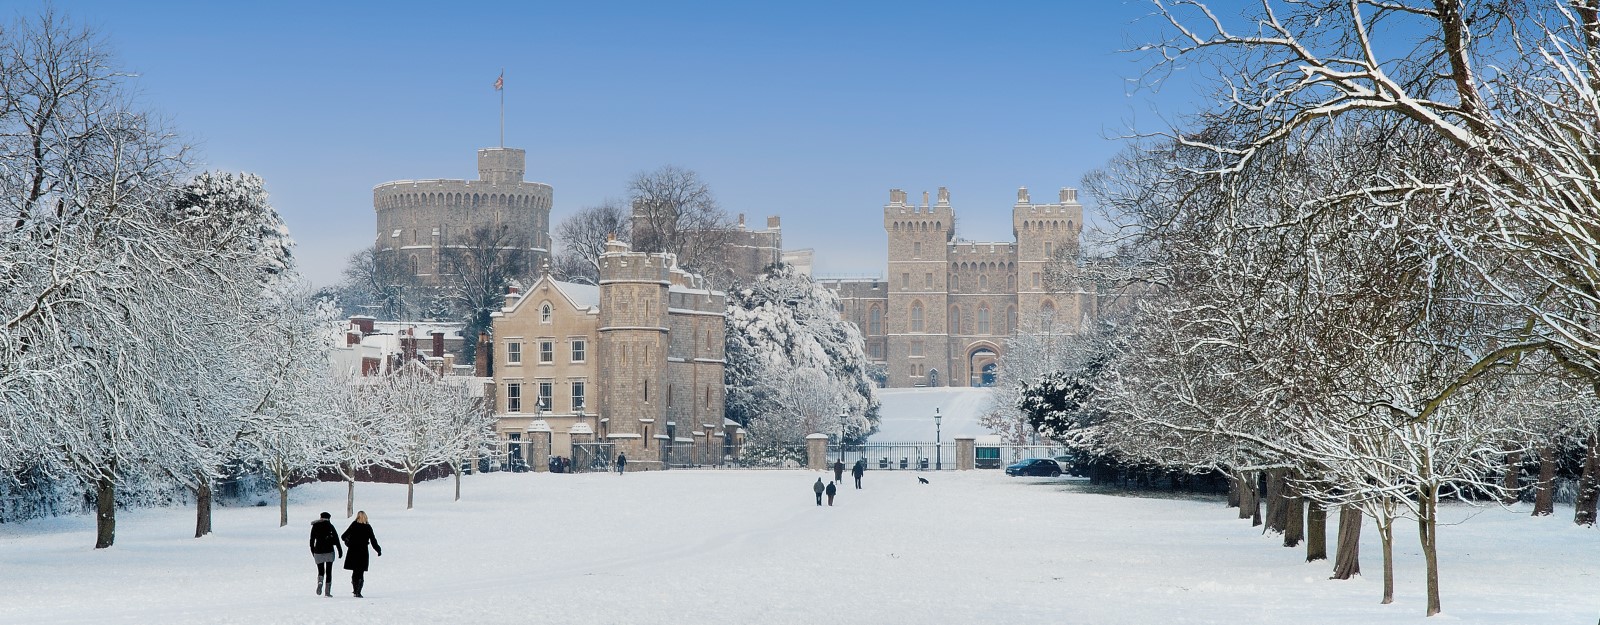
[966,343,1001,387]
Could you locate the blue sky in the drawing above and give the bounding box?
[48,1,1208,286]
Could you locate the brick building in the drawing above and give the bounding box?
[489,238,732,471]
[821,186,1097,388]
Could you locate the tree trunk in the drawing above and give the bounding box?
[1501,449,1522,505]
[94,474,116,549]
[1576,432,1600,527]
[194,472,212,538]
[453,464,462,502]
[1419,487,1442,617]
[407,472,416,509]
[1306,500,1327,562]
[1251,472,1264,527]
[1283,480,1304,548]
[1265,469,1287,535]
[278,482,289,527]
[346,477,355,519]
[1237,472,1254,520]
[1227,473,1240,509]
[1377,515,1394,604]
[1533,444,1556,516]
[1331,504,1360,580]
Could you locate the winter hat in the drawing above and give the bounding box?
[320,512,331,519]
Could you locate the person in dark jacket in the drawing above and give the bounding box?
[852,459,865,489]
[616,453,627,474]
[341,510,382,598]
[825,480,838,506]
[309,512,343,597]
[813,477,825,506]
[833,459,845,482]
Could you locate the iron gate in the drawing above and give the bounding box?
[571,442,615,474]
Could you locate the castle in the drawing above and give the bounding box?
[372,148,552,282]
[822,186,1095,388]
[488,239,732,471]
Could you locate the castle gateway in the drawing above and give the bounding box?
[823,186,1096,388]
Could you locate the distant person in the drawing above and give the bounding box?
[852,459,865,489]
[833,459,845,482]
[813,477,825,506]
[616,452,627,474]
[826,480,838,506]
[341,511,382,598]
[309,511,342,597]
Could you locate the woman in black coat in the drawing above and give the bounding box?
[341,510,382,598]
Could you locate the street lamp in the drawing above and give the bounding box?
[838,408,848,462]
[934,407,943,471]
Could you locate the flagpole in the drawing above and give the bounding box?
[499,67,505,148]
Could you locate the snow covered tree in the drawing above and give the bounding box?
[724,264,880,449]
[375,363,491,509]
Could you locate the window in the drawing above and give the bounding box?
[1044,241,1054,258]
[537,382,553,411]
[1009,274,1016,289]
[950,307,961,335]
[539,341,554,363]
[901,273,909,290]
[911,339,924,358]
[540,302,552,323]
[911,302,924,332]
[571,381,586,411]
[925,272,933,288]
[1007,306,1017,335]
[705,386,712,409]
[979,274,988,290]
[506,342,522,365]
[914,241,922,257]
[869,307,882,335]
[978,305,990,334]
[506,383,522,413]
[950,274,959,291]
[644,379,650,403]
[1032,272,1040,288]
[571,339,586,363]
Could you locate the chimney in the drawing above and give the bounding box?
[504,285,522,308]
[738,213,746,229]
[346,331,361,346]
[767,215,780,229]
[350,315,375,335]
[475,332,493,378]
[431,331,445,358]
[443,353,456,372]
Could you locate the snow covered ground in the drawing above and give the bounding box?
[870,387,996,441]
[2,470,1596,624]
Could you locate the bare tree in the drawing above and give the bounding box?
[628,165,734,278]
[437,224,530,363]
[553,199,631,284]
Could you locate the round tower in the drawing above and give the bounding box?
[373,147,553,284]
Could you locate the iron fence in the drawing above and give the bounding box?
[571,442,616,474]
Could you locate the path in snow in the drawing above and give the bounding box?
[1,470,1596,624]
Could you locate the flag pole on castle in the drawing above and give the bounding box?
[494,69,505,148]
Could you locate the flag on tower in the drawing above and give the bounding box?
[494,72,503,91]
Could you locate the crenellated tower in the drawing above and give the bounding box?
[1013,187,1084,333]
[596,238,673,467]
[883,188,954,387]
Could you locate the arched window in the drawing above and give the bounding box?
[978,304,990,334]
[1008,273,1016,289]
[540,302,553,323]
[951,274,960,291]
[911,302,924,332]
[950,307,961,335]
[1006,306,1017,335]
[409,255,420,276]
[869,307,882,335]
[979,274,988,290]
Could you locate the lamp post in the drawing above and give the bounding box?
[838,408,848,462]
[935,407,943,471]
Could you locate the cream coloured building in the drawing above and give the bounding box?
[489,239,732,471]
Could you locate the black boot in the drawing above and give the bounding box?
[353,578,364,598]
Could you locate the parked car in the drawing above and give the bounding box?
[1005,458,1063,477]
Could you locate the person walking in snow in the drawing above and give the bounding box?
[616,452,627,474]
[813,477,825,506]
[833,459,845,482]
[341,511,382,598]
[852,459,865,489]
[826,480,838,506]
[309,511,343,597]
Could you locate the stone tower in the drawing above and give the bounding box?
[596,238,673,467]
[373,147,553,285]
[1012,187,1083,333]
[883,188,954,387]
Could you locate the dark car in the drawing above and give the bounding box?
[1005,458,1063,477]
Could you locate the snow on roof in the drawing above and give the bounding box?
[552,280,599,309]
